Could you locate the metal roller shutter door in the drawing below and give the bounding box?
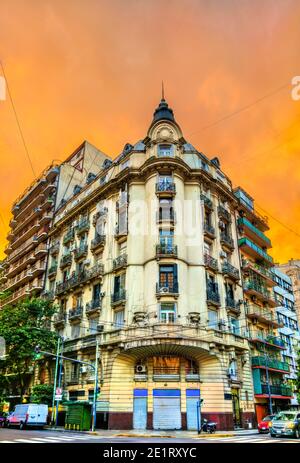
[133,389,147,430]
[186,389,201,430]
[153,389,181,430]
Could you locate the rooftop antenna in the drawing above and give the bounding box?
[162,80,165,100]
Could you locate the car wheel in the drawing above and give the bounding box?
[294,429,300,439]
[19,422,25,430]
[270,433,276,438]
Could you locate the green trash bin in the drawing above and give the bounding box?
[65,401,91,431]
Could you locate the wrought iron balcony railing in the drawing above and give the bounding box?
[63,228,74,245]
[55,263,104,295]
[111,288,126,305]
[206,285,220,305]
[218,205,231,222]
[91,234,106,250]
[76,218,90,235]
[156,243,178,257]
[220,232,234,249]
[73,244,88,260]
[204,253,218,271]
[156,182,176,194]
[261,384,292,397]
[86,299,101,314]
[200,194,213,209]
[113,254,128,270]
[156,281,179,295]
[222,261,239,280]
[251,356,289,372]
[203,223,215,237]
[59,253,72,268]
[68,306,83,321]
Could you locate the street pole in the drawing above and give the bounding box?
[51,336,61,426]
[264,343,273,415]
[91,339,99,432]
[55,337,64,427]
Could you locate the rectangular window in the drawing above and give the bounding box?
[159,229,174,250]
[158,144,173,157]
[89,318,98,334]
[159,264,178,292]
[160,303,176,323]
[93,283,101,302]
[208,309,218,329]
[229,317,240,335]
[71,325,80,339]
[114,310,124,328]
[159,198,173,221]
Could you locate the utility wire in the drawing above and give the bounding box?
[0,60,36,177]
[189,81,290,136]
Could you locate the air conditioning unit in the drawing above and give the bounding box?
[159,287,169,293]
[135,364,147,374]
[220,251,227,258]
[97,324,104,333]
[81,366,88,374]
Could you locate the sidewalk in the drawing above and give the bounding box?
[45,426,258,439]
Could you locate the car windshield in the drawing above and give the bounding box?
[262,416,272,422]
[273,413,296,421]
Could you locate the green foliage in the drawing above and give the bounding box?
[0,297,58,399]
[30,384,54,405]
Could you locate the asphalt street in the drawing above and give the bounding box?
[0,428,300,443]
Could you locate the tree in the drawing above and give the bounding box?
[30,384,54,405]
[0,297,58,401]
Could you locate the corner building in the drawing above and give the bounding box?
[45,99,255,430]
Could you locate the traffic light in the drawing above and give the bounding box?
[33,345,42,360]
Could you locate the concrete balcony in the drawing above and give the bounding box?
[243,280,277,307]
[63,228,75,245]
[222,261,239,280]
[238,217,271,249]
[53,311,67,327]
[48,264,58,278]
[115,225,128,240]
[204,253,218,272]
[113,254,128,271]
[203,223,215,239]
[86,299,102,316]
[59,253,73,269]
[218,205,231,222]
[91,234,106,252]
[241,259,276,286]
[225,296,241,315]
[238,237,273,266]
[200,194,213,209]
[49,241,60,256]
[246,330,285,350]
[156,244,178,258]
[55,263,104,295]
[34,243,48,257]
[155,181,176,196]
[156,210,176,225]
[220,232,234,250]
[251,356,289,373]
[73,244,88,260]
[76,218,90,235]
[111,288,126,306]
[68,306,83,322]
[156,282,179,298]
[206,286,221,306]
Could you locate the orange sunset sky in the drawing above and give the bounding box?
[0,0,300,263]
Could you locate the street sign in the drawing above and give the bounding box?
[55,387,62,401]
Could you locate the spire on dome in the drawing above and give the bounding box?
[152,84,175,123]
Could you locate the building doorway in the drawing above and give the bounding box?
[231,388,242,428]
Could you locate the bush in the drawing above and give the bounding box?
[30,384,54,405]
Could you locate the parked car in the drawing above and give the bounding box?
[269,411,300,438]
[257,414,276,433]
[7,404,49,430]
[0,413,8,428]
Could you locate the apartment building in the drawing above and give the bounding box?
[42,98,255,430]
[235,188,292,423]
[278,259,300,327]
[273,267,300,405]
[0,141,110,309]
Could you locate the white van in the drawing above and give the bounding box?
[7,404,49,429]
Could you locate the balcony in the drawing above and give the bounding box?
[73,244,88,260]
[76,218,90,235]
[200,194,213,210]
[218,205,231,222]
[63,229,74,245]
[91,234,106,252]
[60,253,72,269]
[113,254,128,271]
[156,282,179,297]
[220,232,234,250]
[153,367,180,382]
[206,285,221,306]
[111,288,126,306]
[222,261,239,280]
[43,290,55,301]
[10,221,40,249]
[39,211,53,226]
[241,259,276,286]
[55,263,104,295]
[259,384,293,398]
[31,264,46,278]
[238,237,273,266]
[243,280,277,307]
[68,306,83,322]
[42,196,55,211]
[86,299,101,315]
[251,356,289,373]
[156,210,176,225]
[53,312,67,327]
[34,243,48,257]
[234,188,269,232]
[156,243,178,258]
[28,279,44,293]
[237,217,271,249]
[204,253,218,271]
[247,330,285,349]
[49,241,60,255]
[245,304,281,327]
[225,296,240,314]
[48,264,58,278]
[203,223,215,239]
[115,225,128,240]
[156,181,176,196]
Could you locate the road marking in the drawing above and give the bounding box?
[15,439,45,443]
[0,440,14,443]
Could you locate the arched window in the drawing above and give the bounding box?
[158,144,174,157]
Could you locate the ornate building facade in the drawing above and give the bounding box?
[43,99,256,430]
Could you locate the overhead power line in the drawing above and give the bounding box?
[0,60,36,177]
